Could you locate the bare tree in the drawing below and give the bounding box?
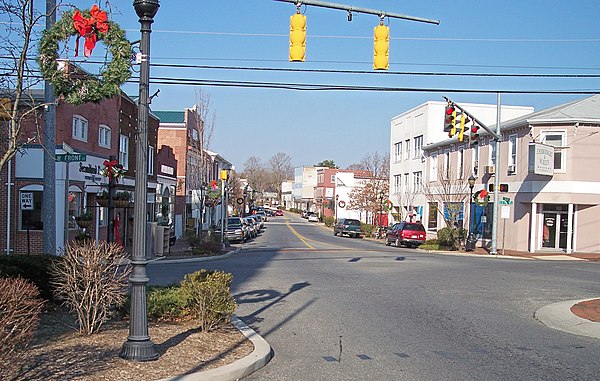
[359,151,390,180]
[0,0,49,170]
[243,155,268,193]
[268,152,293,199]
[421,163,470,228]
[346,151,390,225]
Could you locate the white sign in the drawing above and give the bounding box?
[528,142,554,176]
[501,205,510,219]
[20,192,34,210]
[325,187,334,198]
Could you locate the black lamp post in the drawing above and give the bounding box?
[120,0,159,361]
[335,194,339,223]
[466,175,476,252]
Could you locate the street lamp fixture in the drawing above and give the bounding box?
[121,0,159,362]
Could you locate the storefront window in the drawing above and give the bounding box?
[428,202,438,230]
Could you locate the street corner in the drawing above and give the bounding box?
[534,299,600,340]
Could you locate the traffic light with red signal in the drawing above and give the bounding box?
[444,104,457,134]
[470,124,480,146]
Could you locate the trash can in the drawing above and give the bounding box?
[465,233,477,252]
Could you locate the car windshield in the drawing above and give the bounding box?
[404,223,425,231]
[346,220,360,225]
[228,218,242,226]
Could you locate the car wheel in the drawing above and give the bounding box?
[334,231,337,236]
[385,239,391,246]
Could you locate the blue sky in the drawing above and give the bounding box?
[75,1,599,170]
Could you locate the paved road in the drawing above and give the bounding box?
[148,213,600,380]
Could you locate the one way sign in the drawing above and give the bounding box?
[20,192,33,210]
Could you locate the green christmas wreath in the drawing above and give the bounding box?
[37,5,132,105]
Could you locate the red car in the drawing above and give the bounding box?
[385,222,426,248]
[275,209,284,216]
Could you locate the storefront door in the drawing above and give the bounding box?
[542,211,568,250]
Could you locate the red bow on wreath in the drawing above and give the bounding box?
[72,5,109,57]
[210,180,218,190]
[103,159,119,182]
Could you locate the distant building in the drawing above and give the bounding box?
[292,166,323,211]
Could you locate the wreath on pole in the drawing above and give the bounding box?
[474,189,490,206]
[37,5,132,105]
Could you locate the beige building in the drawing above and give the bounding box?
[422,95,600,254]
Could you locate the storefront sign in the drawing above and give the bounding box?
[528,142,554,176]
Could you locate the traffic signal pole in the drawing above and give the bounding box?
[273,0,440,25]
[443,95,503,255]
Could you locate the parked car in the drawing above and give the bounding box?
[275,209,284,216]
[244,217,258,237]
[301,210,309,218]
[307,213,319,222]
[216,217,247,243]
[385,222,426,248]
[333,218,362,238]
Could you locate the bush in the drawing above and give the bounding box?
[0,255,58,301]
[437,227,466,250]
[323,216,335,227]
[179,269,236,332]
[0,277,44,380]
[184,230,203,248]
[361,223,376,237]
[419,239,440,250]
[50,241,131,335]
[146,286,188,321]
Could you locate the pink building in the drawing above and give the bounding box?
[423,95,600,253]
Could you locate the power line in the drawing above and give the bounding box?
[149,62,600,78]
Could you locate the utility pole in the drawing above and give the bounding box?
[43,0,57,255]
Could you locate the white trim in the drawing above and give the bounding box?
[20,184,43,191]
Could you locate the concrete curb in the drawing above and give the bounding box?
[158,316,273,381]
[534,298,600,339]
[423,250,533,260]
[152,247,241,264]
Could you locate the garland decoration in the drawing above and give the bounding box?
[474,189,490,206]
[101,159,126,182]
[37,5,132,105]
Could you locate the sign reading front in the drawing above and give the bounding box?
[20,192,34,210]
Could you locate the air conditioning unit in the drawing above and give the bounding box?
[484,165,495,175]
[507,165,516,173]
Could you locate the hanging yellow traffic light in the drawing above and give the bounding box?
[373,22,389,70]
[289,11,306,62]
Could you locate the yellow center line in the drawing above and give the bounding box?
[286,222,315,249]
[285,222,349,250]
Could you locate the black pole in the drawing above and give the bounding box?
[107,155,116,243]
[121,0,159,361]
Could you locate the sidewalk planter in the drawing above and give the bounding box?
[113,191,132,208]
[75,211,94,228]
[96,192,109,207]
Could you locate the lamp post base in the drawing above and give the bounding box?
[120,338,159,361]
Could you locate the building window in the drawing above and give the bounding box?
[394,142,402,162]
[72,115,88,142]
[444,151,450,179]
[404,140,410,160]
[330,175,336,183]
[508,134,517,173]
[542,131,565,171]
[148,146,154,175]
[429,154,438,182]
[394,174,401,194]
[98,124,111,148]
[20,190,43,230]
[192,129,199,141]
[119,134,129,170]
[489,140,497,165]
[457,148,464,179]
[413,171,422,192]
[404,173,410,193]
[413,135,423,159]
[427,202,438,230]
[472,145,479,176]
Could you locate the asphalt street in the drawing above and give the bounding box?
[147,213,600,380]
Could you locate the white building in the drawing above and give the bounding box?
[293,166,323,211]
[389,101,533,227]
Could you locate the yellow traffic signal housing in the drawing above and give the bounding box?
[457,114,468,142]
[373,24,389,70]
[289,13,306,62]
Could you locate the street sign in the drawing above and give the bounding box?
[501,196,513,205]
[56,153,86,162]
[20,192,33,210]
[501,205,510,219]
